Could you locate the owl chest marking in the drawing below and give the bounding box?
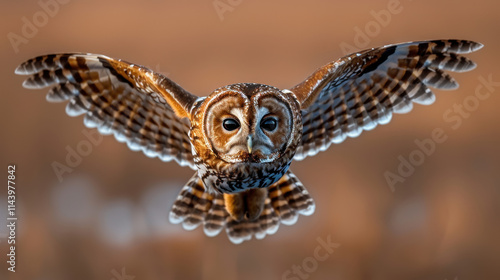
[197,160,291,194]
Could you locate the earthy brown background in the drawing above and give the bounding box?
[1,0,499,279]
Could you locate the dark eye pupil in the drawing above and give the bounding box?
[261,118,277,131]
[223,118,240,131]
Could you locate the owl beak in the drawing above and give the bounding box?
[247,135,253,154]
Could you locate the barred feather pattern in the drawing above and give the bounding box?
[15,40,482,244]
[293,40,483,160]
[15,53,195,168]
[169,171,315,244]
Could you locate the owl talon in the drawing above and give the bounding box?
[245,188,267,221]
[223,193,245,221]
[223,188,268,221]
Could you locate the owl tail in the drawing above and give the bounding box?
[169,171,315,244]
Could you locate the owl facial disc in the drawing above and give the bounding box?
[201,83,297,164]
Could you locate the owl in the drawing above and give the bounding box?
[16,39,482,244]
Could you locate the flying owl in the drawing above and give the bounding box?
[16,39,482,244]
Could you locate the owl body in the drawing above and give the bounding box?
[16,39,482,243]
[189,83,302,194]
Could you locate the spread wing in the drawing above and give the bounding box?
[15,53,199,168]
[289,39,483,160]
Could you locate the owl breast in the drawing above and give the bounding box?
[195,150,294,193]
[189,83,302,194]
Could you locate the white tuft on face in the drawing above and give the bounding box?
[224,107,249,155]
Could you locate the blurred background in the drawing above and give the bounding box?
[1,0,499,279]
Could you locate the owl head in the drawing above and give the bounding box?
[192,83,302,165]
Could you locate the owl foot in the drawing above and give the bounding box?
[223,188,267,222]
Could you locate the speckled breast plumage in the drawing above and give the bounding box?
[194,149,294,193]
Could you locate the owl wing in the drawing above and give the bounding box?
[16,53,199,168]
[289,40,483,160]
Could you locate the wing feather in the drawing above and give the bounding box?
[169,171,314,244]
[16,53,198,168]
[291,39,482,160]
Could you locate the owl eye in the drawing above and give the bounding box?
[222,118,240,132]
[261,117,278,132]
